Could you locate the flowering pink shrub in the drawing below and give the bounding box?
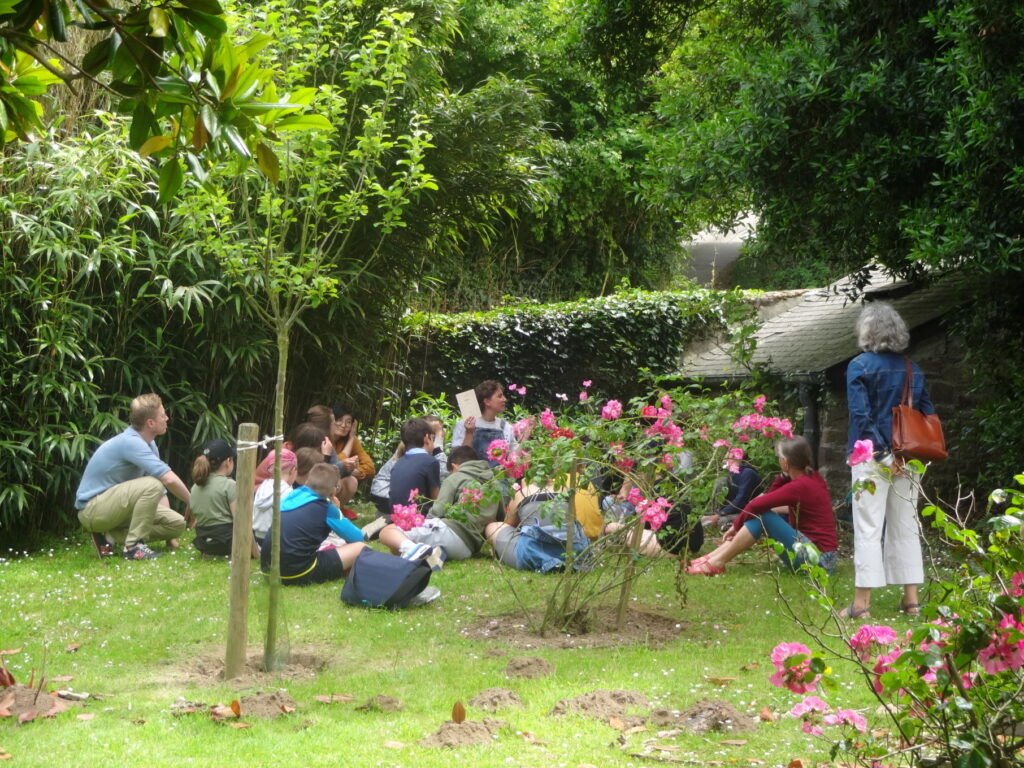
[823,709,868,733]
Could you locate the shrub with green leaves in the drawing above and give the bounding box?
[403,286,749,404]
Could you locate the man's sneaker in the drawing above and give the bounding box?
[400,542,432,562]
[123,542,162,560]
[408,585,441,607]
[91,532,114,559]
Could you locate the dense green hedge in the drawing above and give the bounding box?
[402,288,748,404]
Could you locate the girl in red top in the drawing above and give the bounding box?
[686,436,838,576]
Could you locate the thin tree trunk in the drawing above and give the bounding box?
[225,422,258,679]
[263,324,290,670]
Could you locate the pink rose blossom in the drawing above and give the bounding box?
[849,624,899,661]
[801,721,823,736]
[579,391,589,402]
[636,497,672,531]
[713,439,731,448]
[872,649,904,695]
[728,448,744,461]
[823,709,868,733]
[848,439,874,467]
[627,487,644,506]
[601,400,623,420]
[1011,572,1024,598]
[660,453,674,469]
[641,405,659,418]
[487,439,509,464]
[978,614,1024,674]
[725,459,741,474]
[788,696,829,717]
[769,642,820,694]
[753,395,767,413]
[540,408,557,431]
[408,487,419,502]
[517,386,526,395]
[737,434,750,443]
[391,503,425,531]
[617,457,636,471]
[660,393,674,410]
[582,380,592,388]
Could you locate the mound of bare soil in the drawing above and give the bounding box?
[419,718,506,747]
[0,685,81,721]
[504,657,553,679]
[468,688,523,712]
[239,690,297,719]
[356,694,403,712]
[167,648,328,687]
[550,689,650,721]
[462,607,684,650]
[677,698,757,734]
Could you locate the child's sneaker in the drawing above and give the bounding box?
[408,585,441,606]
[424,546,446,572]
[400,542,432,562]
[91,532,114,559]
[123,542,162,560]
[361,517,388,540]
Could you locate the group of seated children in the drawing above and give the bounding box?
[185,382,839,595]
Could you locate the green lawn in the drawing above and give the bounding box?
[0,530,925,767]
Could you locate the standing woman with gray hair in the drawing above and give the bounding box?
[842,302,936,618]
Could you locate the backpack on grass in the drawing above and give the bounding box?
[340,548,432,610]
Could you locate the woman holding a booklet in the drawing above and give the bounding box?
[450,380,524,467]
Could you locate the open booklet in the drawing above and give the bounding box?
[455,389,482,421]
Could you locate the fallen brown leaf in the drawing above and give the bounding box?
[227,722,251,729]
[383,740,405,749]
[44,697,70,718]
[788,759,806,768]
[624,725,647,736]
[65,644,81,653]
[18,711,37,725]
[706,676,736,686]
[0,649,22,656]
[721,739,748,746]
[209,705,237,721]
[608,715,626,730]
[279,705,295,714]
[0,669,13,688]
[452,700,466,724]
[741,662,760,671]
[0,692,15,716]
[50,675,74,683]
[520,731,549,744]
[77,713,96,721]
[758,706,777,722]
[229,700,241,717]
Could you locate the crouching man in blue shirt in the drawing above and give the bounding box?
[75,393,190,560]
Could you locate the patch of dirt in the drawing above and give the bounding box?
[419,718,506,747]
[165,648,329,687]
[461,606,684,649]
[469,688,523,712]
[483,647,508,658]
[550,689,650,721]
[504,657,553,679]
[1,685,82,720]
[356,694,403,712]
[239,690,297,719]
[677,698,757,734]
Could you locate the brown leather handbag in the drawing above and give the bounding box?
[891,358,948,462]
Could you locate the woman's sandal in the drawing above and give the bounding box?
[685,559,726,577]
[899,602,921,616]
[838,604,871,620]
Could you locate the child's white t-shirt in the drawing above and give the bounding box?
[252,478,293,538]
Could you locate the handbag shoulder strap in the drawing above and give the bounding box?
[902,356,913,409]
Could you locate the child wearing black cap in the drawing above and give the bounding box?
[190,438,238,556]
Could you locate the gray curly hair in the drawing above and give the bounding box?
[856,301,910,353]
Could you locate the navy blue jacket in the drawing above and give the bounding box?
[846,351,935,457]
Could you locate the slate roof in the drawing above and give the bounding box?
[679,268,961,380]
